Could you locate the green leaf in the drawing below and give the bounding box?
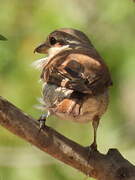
[0,34,7,41]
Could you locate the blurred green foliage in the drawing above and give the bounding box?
[0,0,135,179]
[0,35,7,41]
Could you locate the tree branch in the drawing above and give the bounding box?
[0,96,135,180]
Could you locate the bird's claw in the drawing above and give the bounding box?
[89,142,97,151]
[86,142,97,164]
[38,114,47,132]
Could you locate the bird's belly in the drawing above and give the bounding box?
[54,91,109,123]
[42,83,109,123]
[55,112,97,123]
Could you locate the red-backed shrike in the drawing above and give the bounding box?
[34,28,112,149]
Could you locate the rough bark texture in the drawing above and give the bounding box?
[0,96,135,180]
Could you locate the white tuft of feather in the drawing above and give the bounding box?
[48,45,69,56]
[31,57,48,70]
[33,97,46,111]
[37,97,45,105]
[33,104,45,111]
[32,45,70,70]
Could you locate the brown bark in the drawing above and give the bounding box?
[0,96,135,180]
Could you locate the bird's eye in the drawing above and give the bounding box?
[49,37,57,45]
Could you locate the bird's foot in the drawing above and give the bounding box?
[86,142,97,164]
[89,142,97,151]
[38,114,47,133]
[86,144,97,160]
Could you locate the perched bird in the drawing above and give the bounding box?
[34,28,112,149]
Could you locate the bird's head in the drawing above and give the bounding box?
[34,28,92,55]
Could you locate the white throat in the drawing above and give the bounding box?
[32,45,69,70]
[48,45,69,57]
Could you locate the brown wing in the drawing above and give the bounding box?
[41,49,112,95]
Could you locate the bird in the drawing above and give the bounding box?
[34,28,112,150]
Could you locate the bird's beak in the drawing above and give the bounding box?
[34,42,50,54]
